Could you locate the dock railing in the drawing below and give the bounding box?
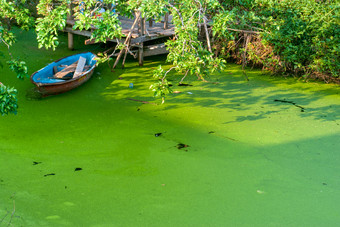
[64,2,174,67]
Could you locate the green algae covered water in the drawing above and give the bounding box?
[1,29,340,226]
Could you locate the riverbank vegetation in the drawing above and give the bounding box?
[1,0,339,113]
[215,0,339,82]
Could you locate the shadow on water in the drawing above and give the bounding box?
[89,57,339,126]
[1,28,340,226]
[9,28,336,125]
[0,120,339,226]
[157,67,340,123]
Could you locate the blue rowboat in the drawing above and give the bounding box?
[30,52,97,95]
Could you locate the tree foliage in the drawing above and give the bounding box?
[0,0,33,115]
[213,0,339,80]
[0,82,17,115]
[0,0,339,114]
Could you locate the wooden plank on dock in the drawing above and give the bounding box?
[144,43,169,57]
[65,16,175,39]
[64,15,175,60]
[64,27,92,37]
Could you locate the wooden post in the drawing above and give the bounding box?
[67,3,74,50]
[68,32,74,50]
[122,49,128,69]
[164,13,169,29]
[143,18,146,34]
[138,16,145,66]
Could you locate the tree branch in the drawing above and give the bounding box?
[112,11,140,70]
[203,16,212,52]
[225,27,259,34]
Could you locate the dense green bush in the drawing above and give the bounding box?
[214,0,339,81]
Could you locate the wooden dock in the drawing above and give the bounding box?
[64,14,175,66]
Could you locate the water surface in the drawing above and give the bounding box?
[1,29,340,226]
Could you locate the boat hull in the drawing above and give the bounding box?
[30,52,97,95]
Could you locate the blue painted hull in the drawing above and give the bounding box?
[30,52,97,95]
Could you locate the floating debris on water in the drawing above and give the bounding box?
[176,143,189,150]
[256,190,265,194]
[274,99,305,112]
[178,83,193,86]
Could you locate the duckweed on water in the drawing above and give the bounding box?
[0,28,340,226]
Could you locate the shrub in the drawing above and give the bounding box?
[213,0,339,81]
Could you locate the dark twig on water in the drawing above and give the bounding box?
[0,211,9,225]
[7,201,15,227]
[0,201,16,227]
[274,99,305,112]
[127,98,158,105]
